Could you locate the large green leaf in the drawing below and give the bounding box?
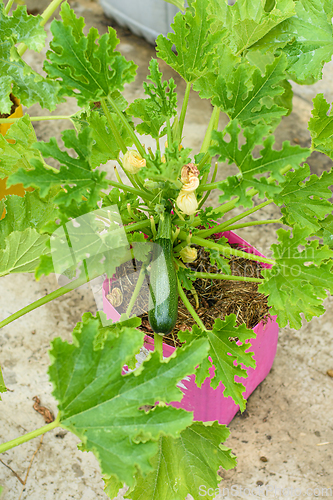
[0,191,59,249]
[121,421,236,500]
[7,128,108,208]
[128,59,178,139]
[0,227,50,277]
[209,119,310,207]
[178,315,256,411]
[308,94,333,159]
[44,2,137,105]
[0,115,43,178]
[209,0,296,55]
[259,226,333,329]
[0,3,46,52]
[156,0,225,83]
[48,313,209,486]
[274,164,333,232]
[249,0,333,84]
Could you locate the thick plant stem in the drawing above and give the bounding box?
[190,235,275,266]
[0,115,72,124]
[108,96,145,157]
[200,106,220,154]
[192,272,264,283]
[178,82,191,141]
[154,333,163,360]
[222,219,282,231]
[197,151,211,172]
[17,0,65,56]
[199,162,218,209]
[107,179,154,201]
[101,99,127,155]
[178,279,206,331]
[0,417,60,454]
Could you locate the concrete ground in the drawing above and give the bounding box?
[0,1,333,499]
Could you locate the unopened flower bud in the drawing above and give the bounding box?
[176,190,198,215]
[180,246,197,263]
[123,150,146,174]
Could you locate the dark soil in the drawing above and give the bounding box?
[0,94,17,118]
[105,241,270,347]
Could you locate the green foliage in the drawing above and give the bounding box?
[0,115,44,178]
[128,59,178,139]
[7,128,108,208]
[210,119,310,207]
[49,312,209,485]
[0,191,59,248]
[0,3,46,51]
[308,94,333,158]
[259,226,333,329]
[178,315,256,411]
[156,0,225,83]
[0,227,50,277]
[249,0,333,84]
[44,2,137,105]
[122,421,236,500]
[274,164,333,232]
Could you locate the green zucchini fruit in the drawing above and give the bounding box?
[148,213,178,335]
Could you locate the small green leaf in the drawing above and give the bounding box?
[0,115,44,178]
[44,2,137,105]
[308,94,333,158]
[178,316,257,411]
[0,227,50,277]
[125,421,237,500]
[259,226,333,329]
[49,313,210,485]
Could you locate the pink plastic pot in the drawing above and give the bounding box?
[102,230,278,425]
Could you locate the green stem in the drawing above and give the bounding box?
[197,151,211,172]
[192,272,264,283]
[166,117,172,148]
[196,199,273,239]
[101,99,127,154]
[0,417,60,454]
[4,0,14,14]
[108,96,145,157]
[200,106,220,154]
[190,235,275,266]
[126,265,146,317]
[17,0,65,56]
[154,333,163,360]
[177,279,206,330]
[222,219,282,231]
[198,162,218,209]
[0,115,72,124]
[107,179,153,201]
[178,82,191,142]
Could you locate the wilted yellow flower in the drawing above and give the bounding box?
[181,163,199,184]
[179,246,197,263]
[123,150,146,174]
[176,190,198,215]
[181,175,199,193]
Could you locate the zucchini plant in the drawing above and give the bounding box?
[1,0,333,497]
